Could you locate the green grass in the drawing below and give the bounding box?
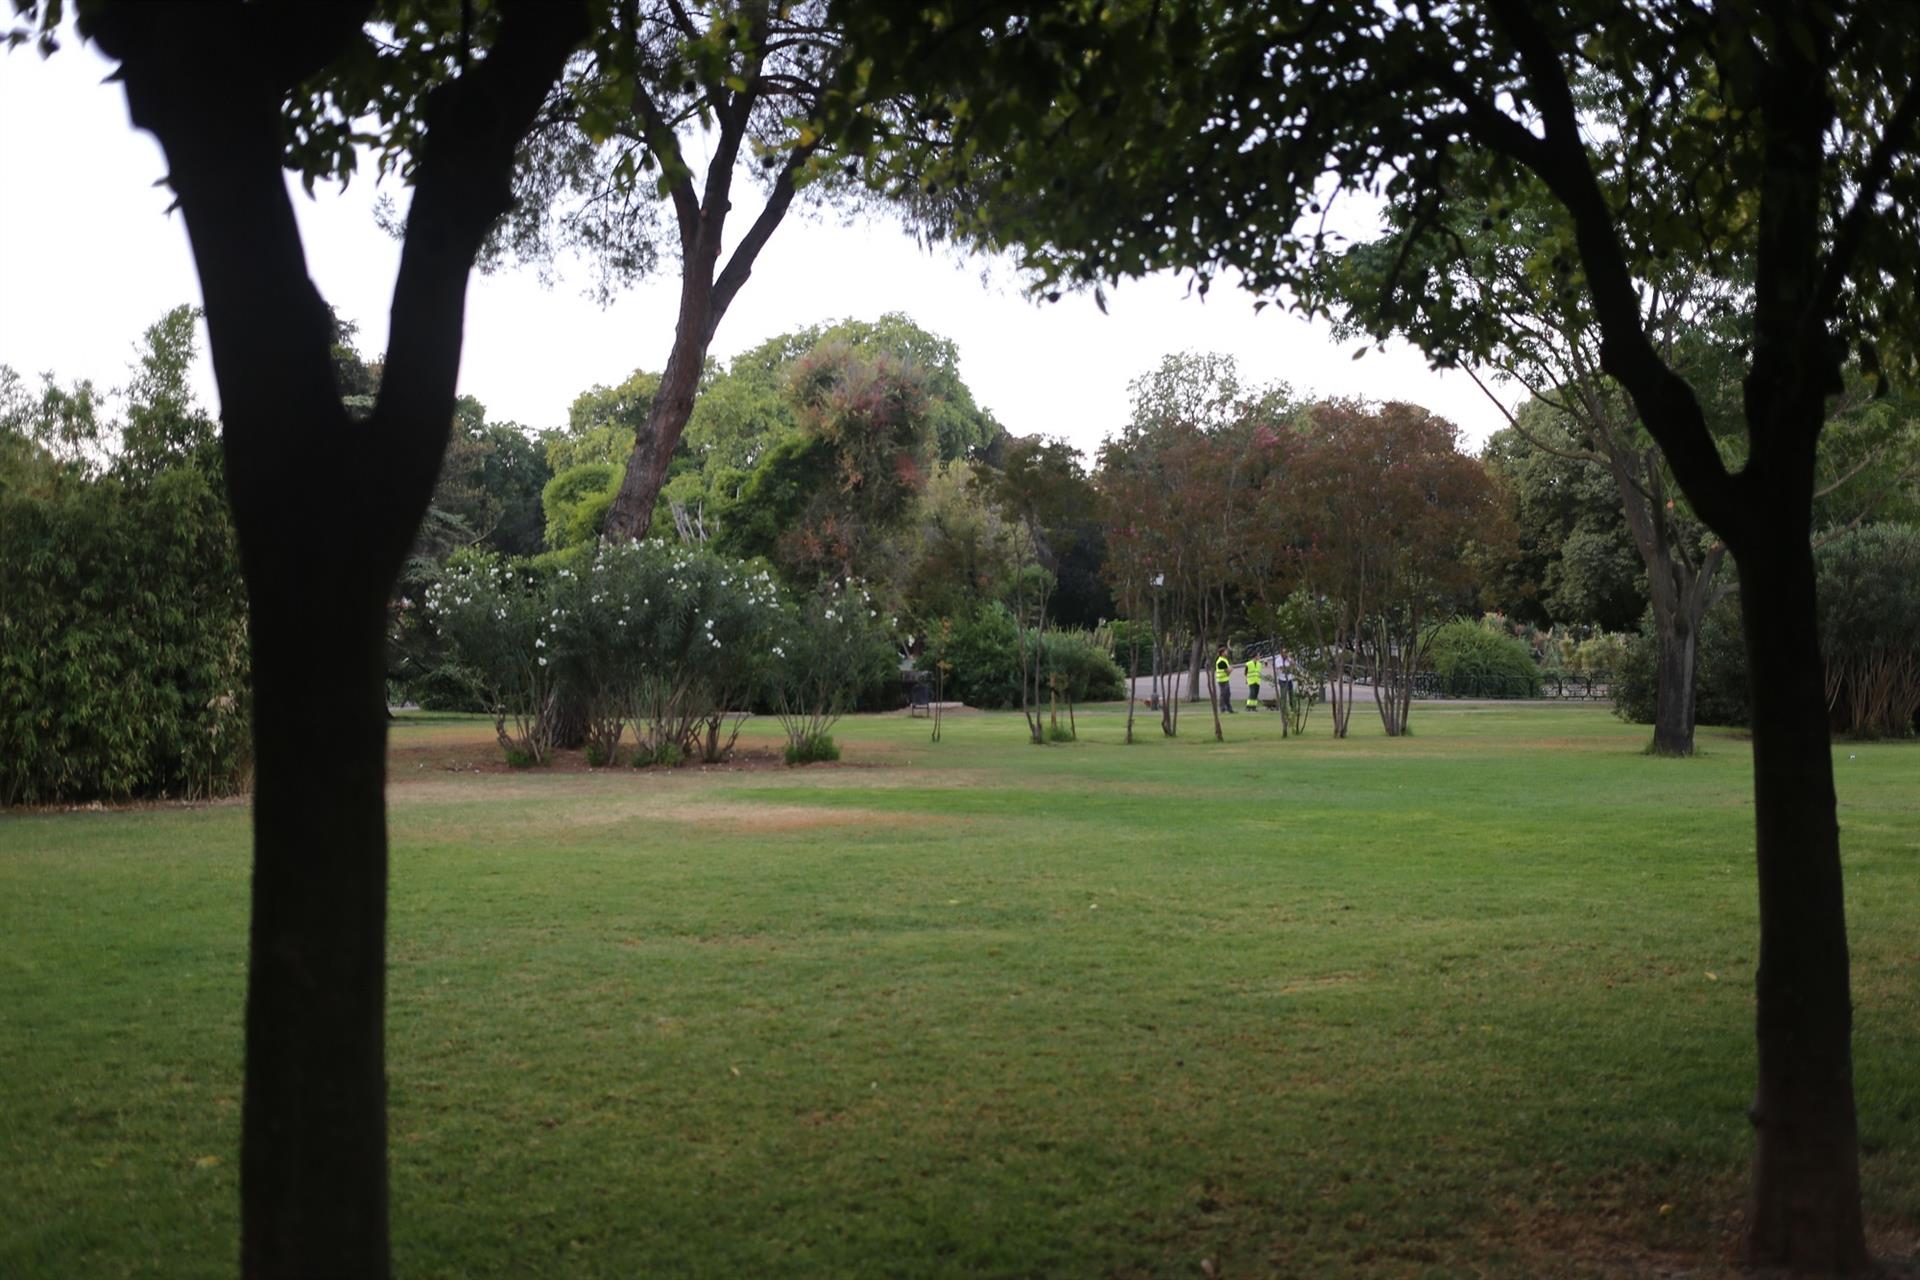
[3,703,1917,1278]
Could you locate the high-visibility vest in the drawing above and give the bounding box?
[1214,656,1231,683]
[1245,661,1261,685]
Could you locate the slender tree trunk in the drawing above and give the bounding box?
[1125,590,1139,744]
[603,250,719,541]
[1737,528,1867,1273]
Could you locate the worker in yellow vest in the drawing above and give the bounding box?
[1214,646,1235,714]
[1245,655,1262,710]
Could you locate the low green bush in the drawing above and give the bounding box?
[783,733,840,765]
[631,740,684,769]
[1427,619,1542,698]
[943,603,1125,709]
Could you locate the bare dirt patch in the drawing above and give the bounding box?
[386,741,894,783]
[690,802,911,835]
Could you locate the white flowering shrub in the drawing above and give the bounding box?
[427,551,562,764]
[436,543,789,767]
[548,547,646,765]
[621,544,785,764]
[769,579,898,763]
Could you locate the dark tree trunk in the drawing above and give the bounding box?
[604,279,713,540]
[241,596,394,1275]
[1480,2,1874,1260]
[1736,527,1867,1273]
[91,5,584,1274]
[1650,609,1699,757]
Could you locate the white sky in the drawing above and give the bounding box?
[0,38,1512,458]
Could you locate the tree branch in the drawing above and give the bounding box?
[374,0,590,554]
[629,78,701,255]
[1479,0,1740,540]
[708,144,814,336]
[1814,84,1920,320]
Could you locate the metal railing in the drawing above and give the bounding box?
[1408,670,1613,700]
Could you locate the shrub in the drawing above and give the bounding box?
[783,733,840,765]
[769,580,897,759]
[944,601,1024,709]
[1045,721,1076,743]
[1426,619,1543,697]
[1,374,249,805]
[428,551,562,764]
[606,543,785,763]
[943,603,1125,709]
[1816,523,1920,738]
[631,739,684,768]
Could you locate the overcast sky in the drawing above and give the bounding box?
[1,38,1514,458]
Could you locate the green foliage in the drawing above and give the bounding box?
[1426,619,1543,698]
[541,462,621,550]
[941,603,1123,710]
[782,733,841,766]
[712,434,836,565]
[1040,629,1127,703]
[1815,523,1920,738]
[0,314,249,806]
[631,738,684,769]
[902,462,1021,630]
[943,602,1025,710]
[1482,408,1649,631]
[435,541,788,766]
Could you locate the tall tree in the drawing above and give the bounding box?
[1288,402,1507,738]
[17,3,587,1273]
[835,1,1920,1267]
[980,435,1090,742]
[489,2,914,542]
[1330,176,1739,754]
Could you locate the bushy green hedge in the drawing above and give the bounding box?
[1,442,248,804]
[1426,619,1542,698]
[943,603,1125,709]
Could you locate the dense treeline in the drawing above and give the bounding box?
[9,311,1914,806]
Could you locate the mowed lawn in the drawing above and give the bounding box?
[2,703,1916,1278]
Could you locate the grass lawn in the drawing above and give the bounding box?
[2,702,1916,1278]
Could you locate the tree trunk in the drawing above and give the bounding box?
[241,593,392,1276]
[91,6,584,1275]
[1736,530,1868,1273]
[602,253,718,541]
[1650,609,1699,756]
